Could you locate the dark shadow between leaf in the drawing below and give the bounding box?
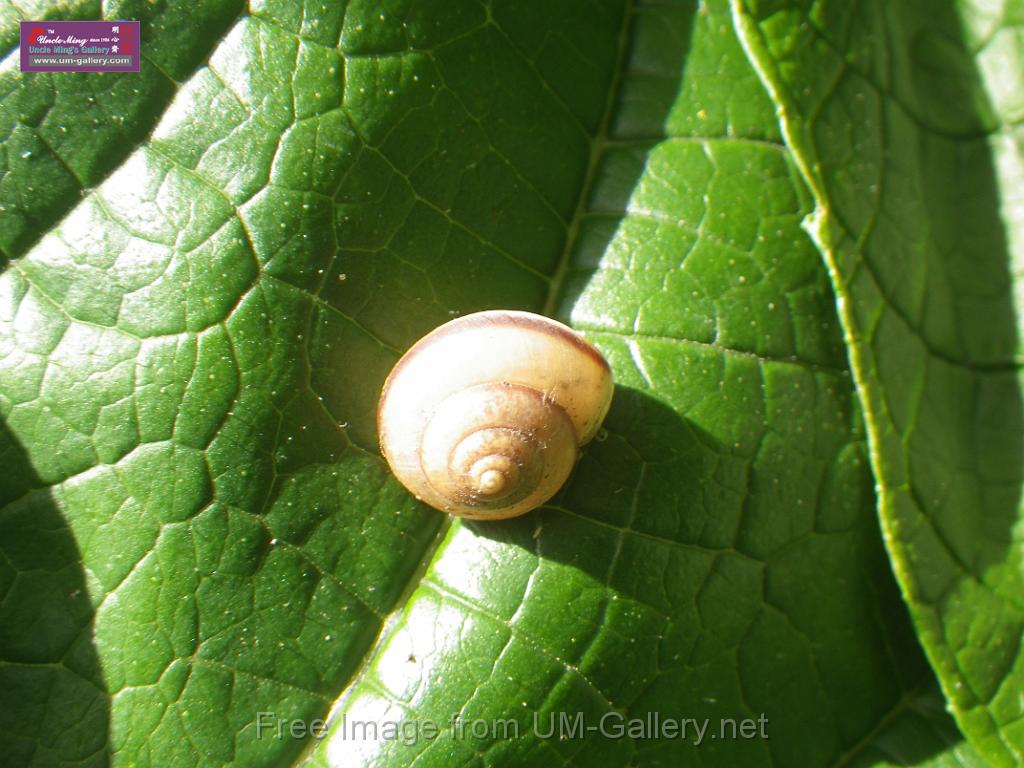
[0,420,109,768]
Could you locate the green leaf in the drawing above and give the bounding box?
[0,1,1012,767]
[733,0,1024,764]
[305,2,942,766]
[1,0,622,765]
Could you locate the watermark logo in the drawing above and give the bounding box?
[20,20,140,73]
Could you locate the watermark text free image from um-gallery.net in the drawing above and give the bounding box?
[254,710,770,747]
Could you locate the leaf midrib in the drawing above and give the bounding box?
[542,0,638,317]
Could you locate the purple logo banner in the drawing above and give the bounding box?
[20,20,140,73]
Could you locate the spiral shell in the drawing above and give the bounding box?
[377,310,613,520]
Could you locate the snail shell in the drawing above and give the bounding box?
[377,310,613,520]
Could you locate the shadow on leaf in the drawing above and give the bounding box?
[465,382,951,767]
[0,421,109,767]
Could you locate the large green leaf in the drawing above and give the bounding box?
[733,0,1024,763]
[1,0,621,765]
[300,2,944,766]
[0,0,1015,767]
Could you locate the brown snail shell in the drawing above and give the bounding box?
[376,310,613,520]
